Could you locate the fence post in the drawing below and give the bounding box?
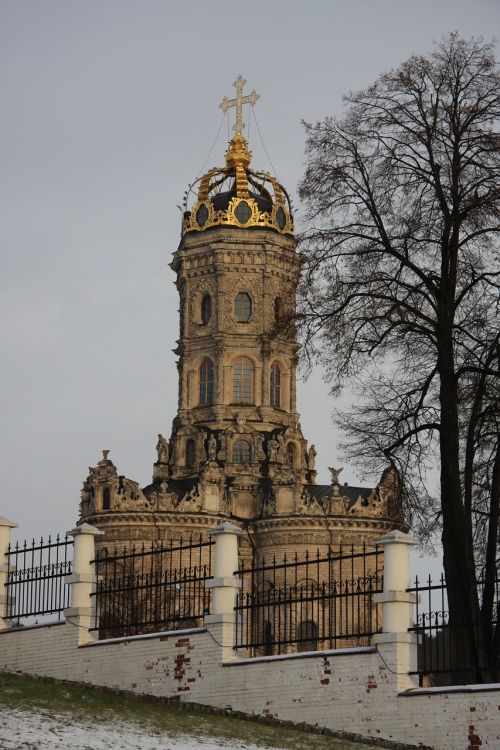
[0,517,18,630]
[64,523,104,645]
[205,521,243,661]
[373,529,420,691]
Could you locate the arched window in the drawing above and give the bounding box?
[263,620,273,656]
[233,439,251,464]
[102,486,111,511]
[201,294,212,324]
[234,292,252,322]
[270,363,281,407]
[233,357,253,404]
[185,439,196,468]
[286,442,296,467]
[297,620,318,652]
[199,358,214,405]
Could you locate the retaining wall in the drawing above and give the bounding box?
[1,621,499,750]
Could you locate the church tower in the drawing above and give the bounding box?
[79,77,403,560]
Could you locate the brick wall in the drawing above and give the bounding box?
[0,621,499,750]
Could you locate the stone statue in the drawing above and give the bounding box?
[328,466,343,485]
[268,436,279,462]
[156,434,169,464]
[208,433,217,461]
[307,444,317,470]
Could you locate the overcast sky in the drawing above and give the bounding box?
[1,0,498,556]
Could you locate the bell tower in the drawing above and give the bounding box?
[168,78,315,515]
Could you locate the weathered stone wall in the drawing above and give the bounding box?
[0,622,498,750]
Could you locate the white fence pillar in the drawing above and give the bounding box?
[64,523,104,645]
[0,517,18,630]
[373,529,420,691]
[205,522,243,661]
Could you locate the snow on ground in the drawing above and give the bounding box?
[0,705,272,750]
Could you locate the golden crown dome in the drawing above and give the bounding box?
[181,76,293,238]
[181,131,294,237]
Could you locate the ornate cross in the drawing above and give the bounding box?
[219,75,259,134]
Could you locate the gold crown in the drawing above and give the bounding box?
[182,133,294,237]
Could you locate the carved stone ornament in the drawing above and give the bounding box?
[328,466,343,485]
[156,434,169,464]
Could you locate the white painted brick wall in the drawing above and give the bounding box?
[1,622,499,749]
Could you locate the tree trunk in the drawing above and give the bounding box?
[438,328,492,680]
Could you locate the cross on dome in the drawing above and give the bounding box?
[219,75,259,134]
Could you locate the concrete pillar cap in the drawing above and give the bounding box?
[0,517,18,529]
[209,522,244,537]
[67,523,105,537]
[374,529,419,546]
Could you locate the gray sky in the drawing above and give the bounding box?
[1,0,498,558]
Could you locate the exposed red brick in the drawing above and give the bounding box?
[320,678,330,685]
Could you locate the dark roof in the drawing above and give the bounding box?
[142,477,198,499]
[309,484,373,509]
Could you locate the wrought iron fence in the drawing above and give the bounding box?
[5,535,73,625]
[407,573,500,685]
[235,544,383,655]
[92,536,214,638]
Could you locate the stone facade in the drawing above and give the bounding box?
[78,132,404,563]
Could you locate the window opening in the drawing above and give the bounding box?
[270,363,281,407]
[201,294,212,324]
[234,292,252,322]
[297,620,318,652]
[233,440,251,464]
[199,359,215,405]
[102,487,111,511]
[185,439,196,468]
[233,358,253,404]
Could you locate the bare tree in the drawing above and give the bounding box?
[298,34,500,680]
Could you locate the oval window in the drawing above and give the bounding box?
[235,292,252,322]
[201,294,212,324]
[276,206,286,230]
[235,200,252,225]
[196,204,209,227]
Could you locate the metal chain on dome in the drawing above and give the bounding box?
[251,108,278,177]
[196,111,227,181]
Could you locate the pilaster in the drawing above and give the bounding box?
[0,517,18,630]
[373,529,420,692]
[64,523,104,645]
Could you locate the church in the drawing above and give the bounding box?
[78,77,403,564]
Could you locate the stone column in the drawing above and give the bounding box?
[261,345,271,407]
[290,358,298,412]
[205,522,243,661]
[0,517,18,630]
[373,529,420,692]
[64,523,104,645]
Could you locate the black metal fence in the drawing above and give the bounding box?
[5,535,73,625]
[408,574,500,685]
[235,544,383,655]
[92,536,214,638]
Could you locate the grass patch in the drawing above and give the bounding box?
[0,671,378,749]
